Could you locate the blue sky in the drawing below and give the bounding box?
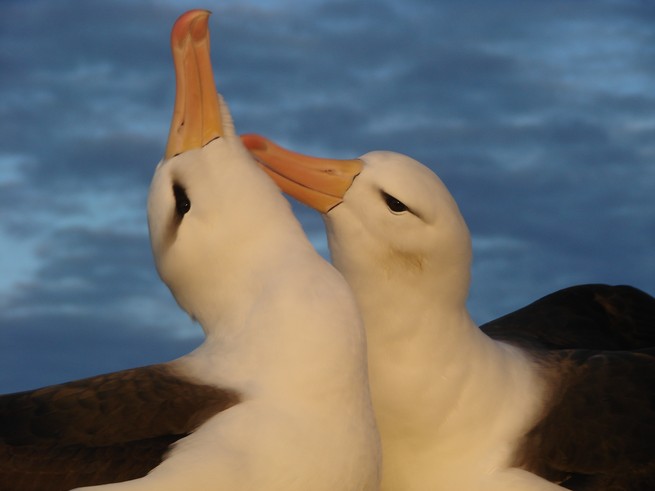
[1,0,653,393]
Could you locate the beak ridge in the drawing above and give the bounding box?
[165,10,222,159]
[242,134,363,213]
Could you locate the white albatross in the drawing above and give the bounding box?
[0,11,380,491]
[242,134,655,491]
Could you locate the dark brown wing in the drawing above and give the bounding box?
[481,284,655,351]
[0,363,240,491]
[517,348,655,491]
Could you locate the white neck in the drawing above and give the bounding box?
[178,230,371,406]
[353,269,500,430]
[331,243,546,490]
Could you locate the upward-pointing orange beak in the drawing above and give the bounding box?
[165,10,222,159]
[241,134,363,213]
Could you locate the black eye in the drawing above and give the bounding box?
[173,183,191,217]
[382,191,408,213]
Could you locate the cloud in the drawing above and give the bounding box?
[0,225,198,393]
[0,312,200,393]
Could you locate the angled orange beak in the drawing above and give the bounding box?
[165,10,222,159]
[241,134,363,213]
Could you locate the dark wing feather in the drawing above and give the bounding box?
[0,363,240,491]
[481,284,655,489]
[481,284,655,350]
[516,348,655,491]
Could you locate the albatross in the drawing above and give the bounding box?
[242,134,655,491]
[0,11,380,491]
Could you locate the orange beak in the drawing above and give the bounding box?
[241,134,363,213]
[165,10,222,159]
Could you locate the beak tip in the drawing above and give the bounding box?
[241,134,269,152]
[171,9,211,45]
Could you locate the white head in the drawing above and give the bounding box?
[242,136,473,311]
[148,127,298,327]
[326,151,472,308]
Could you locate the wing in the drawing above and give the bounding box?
[515,347,655,490]
[0,363,240,491]
[481,284,655,351]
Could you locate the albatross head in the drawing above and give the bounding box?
[148,12,294,325]
[242,135,473,310]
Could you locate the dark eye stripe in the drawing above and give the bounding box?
[382,191,408,213]
[173,183,191,217]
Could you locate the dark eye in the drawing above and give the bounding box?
[382,191,408,213]
[173,183,191,217]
